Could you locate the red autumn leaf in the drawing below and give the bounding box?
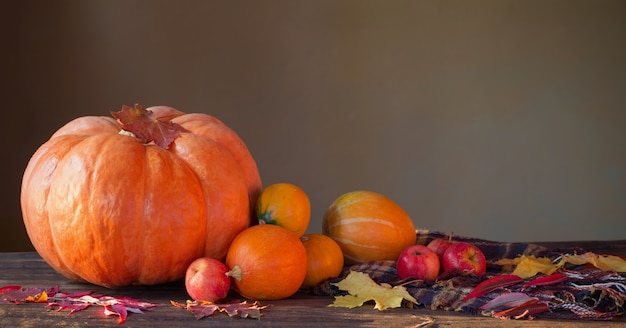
[104,303,129,324]
[0,286,58,303]
[461,274,523,302]
[55,290,95,301]
[479,292,535,311]
[0,285,22,293]
[520,272,569,291]
[100,295,159,312]
[49,293,157,324]
[492,298,550,319]
[49,299,91,314]
[111,104,188,149]
[219,301,271,319]
[171,300,270,320]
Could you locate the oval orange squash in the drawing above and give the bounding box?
[226,224,307,300]
[20,104,262,288]
[322,190,416,265]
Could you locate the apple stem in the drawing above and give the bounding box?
[225,265,242,281]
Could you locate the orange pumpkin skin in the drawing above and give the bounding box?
[225,224,307,300]
[154,108,263,209]
[322,190,416,265]
[299,234,344,290]
[20,106,261,288]
[255,183,311,237]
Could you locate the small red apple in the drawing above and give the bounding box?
[396,244,440,281]
[185,257,231,302]
[441,242,487,276]
[426,237,455,259]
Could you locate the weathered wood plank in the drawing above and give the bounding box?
[1,242,625,327]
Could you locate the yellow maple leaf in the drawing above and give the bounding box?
[495,252,626,279]
[495,255,558,278]
[328,271,417,311]
[557,252,626,272]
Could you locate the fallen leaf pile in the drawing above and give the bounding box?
[0,285,156,324]
[171,300,269,320]
[1,285,271,324]
[458,251,626,319]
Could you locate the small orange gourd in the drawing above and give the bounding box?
[322,190,416,265]
[226,224,307,300]
[300,233,344,289]
[255,183,310,237]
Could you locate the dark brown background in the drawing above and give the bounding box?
[3,0,625,251]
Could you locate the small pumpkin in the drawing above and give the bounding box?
[20,104,262,288]
[299,233,344,290]
[226,224,307,300]
[322,190,416,265]
[255,182,311,237]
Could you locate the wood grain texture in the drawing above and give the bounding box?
[1,241,625,327]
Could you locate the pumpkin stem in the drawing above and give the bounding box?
[225,265,243,282]
[118,129,136,138]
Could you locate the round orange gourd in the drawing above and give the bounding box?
[299,233,344,290]
[226,224,307,300]
[255,183,311,237]
[322,190,416,265]
[20,104,262,288]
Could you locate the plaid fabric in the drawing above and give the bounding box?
[311,230,625,320]
[414,229,554,260]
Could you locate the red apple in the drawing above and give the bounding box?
[441,242,486,276]
[396,244,440,281]
[426,237,455,259]
[185,257,231,302]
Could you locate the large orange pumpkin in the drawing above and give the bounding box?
[322,190,416,265]
[20,104,262,288]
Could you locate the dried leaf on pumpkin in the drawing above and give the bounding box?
[111,104,188,149]
[329,271,418,310]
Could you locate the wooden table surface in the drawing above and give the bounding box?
[1,240,625,327]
